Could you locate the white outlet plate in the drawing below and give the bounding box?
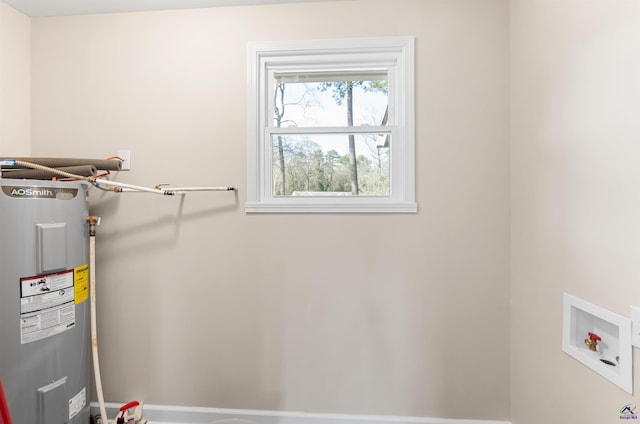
[630,306,640,348]
[117,150,131,171]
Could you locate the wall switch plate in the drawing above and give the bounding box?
[117,150,131,171]
[630,306,640,348]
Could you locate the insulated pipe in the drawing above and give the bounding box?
[12,161,88,180]
[7,160,237,196]
[3,158,121,171]
[10,160,164,194]
[9,161,161,194]
[87,216,110,424]
[1,165,98,180]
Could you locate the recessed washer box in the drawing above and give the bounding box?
[562,293,632,394]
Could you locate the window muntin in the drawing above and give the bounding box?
[247,37,416,213]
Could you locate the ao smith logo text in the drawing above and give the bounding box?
[2,186,78,199]
[11,188,53,197]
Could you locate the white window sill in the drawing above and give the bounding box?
[245,201,418,213]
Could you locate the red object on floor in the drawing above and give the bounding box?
[0,378,12,424]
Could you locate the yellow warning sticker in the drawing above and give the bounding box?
[74,264,89,304]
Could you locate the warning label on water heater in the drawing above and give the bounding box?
[20,270,76,344]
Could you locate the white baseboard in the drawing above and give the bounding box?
[90,402,511,424]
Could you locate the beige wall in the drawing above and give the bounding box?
[30,0,510,420]
[511,1,640,422]
[0,1,29,155]
[16,0,640,421]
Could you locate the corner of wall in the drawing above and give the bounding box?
[0,0,31,156]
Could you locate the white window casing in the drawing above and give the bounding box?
[246,36,416,213]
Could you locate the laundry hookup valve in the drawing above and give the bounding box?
[585,332,601,352]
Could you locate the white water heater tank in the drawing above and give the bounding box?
[0,179,91,423]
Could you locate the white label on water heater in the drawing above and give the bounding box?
[68,387,86,420]
[19,270,76,344]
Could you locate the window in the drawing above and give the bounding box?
[247,36,416,213]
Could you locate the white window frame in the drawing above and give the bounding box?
[246,36,416,213]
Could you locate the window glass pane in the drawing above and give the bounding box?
[271,133,390,196]
[273,71,388,128]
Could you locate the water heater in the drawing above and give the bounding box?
[0,179,91,424]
